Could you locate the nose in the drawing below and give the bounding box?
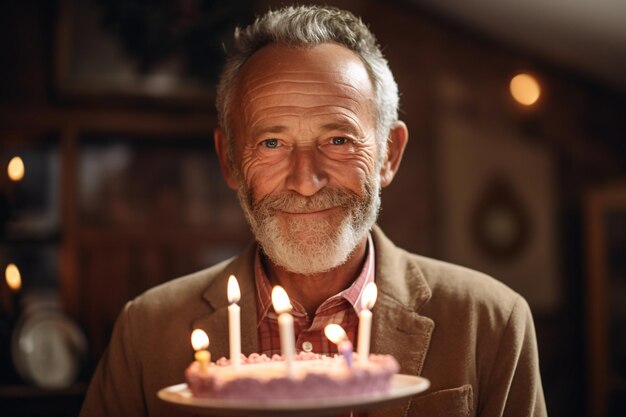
[285,147,328,196]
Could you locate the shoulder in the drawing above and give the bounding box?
[412,254,530,331]
[373,226,525,321]
[416,255,520,305]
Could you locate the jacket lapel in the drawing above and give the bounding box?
[369,226,434,417]
[191,243,259,360]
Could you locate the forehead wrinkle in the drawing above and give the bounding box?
[248,106,364,131]
[241,87,365,116]
[243,90,364,123]
[244,92,362,117]
[248,112,371,141]
[246,91,361,105]
[241,78,368,104]
[243,70,368,91]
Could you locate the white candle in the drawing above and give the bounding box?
[227,275,241,369]
[191,329,211,373]
[324,324,353,368]
[357,282,377,362]
[272,285,295,378]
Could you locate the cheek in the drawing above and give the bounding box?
[354,149,380,175]
[328,146,379,182]
[238,147,290,198]
[327,158,378,195]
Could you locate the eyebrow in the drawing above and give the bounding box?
[320,122,362,137]
[252,125,288,138]
[252,121,363,139]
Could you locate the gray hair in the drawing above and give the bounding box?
[216,5,399,161]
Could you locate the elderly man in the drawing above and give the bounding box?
[81,5,546,417]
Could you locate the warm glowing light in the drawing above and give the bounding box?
[510,73,541,106]
[5,263,22,291]
[7,156,25,181]
[191,329,209,351]
[361,282,378,310]
[227,275,241,304]
[324,324,348,344]
[272,286,292,314]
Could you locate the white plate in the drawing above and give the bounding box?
[11,308,87,389]
[158,374,430,416]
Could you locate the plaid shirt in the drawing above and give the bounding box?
[254,235,375,416]
[255,234,375,356]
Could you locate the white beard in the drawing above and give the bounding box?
[237,178,381,275]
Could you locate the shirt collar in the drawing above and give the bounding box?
[254,233,376,325]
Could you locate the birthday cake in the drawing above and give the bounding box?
[184,352,399,401]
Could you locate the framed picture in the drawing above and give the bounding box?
[436,118,561,313]
[585,184,626,416]
[54,0,252,106]
[77,134,246,231]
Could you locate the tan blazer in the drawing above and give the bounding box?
[80,226,547,417]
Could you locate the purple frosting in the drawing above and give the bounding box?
[185,353,399,401]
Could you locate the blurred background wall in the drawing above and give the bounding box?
[0,0,625,416]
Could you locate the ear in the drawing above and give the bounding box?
[214,128,239,190]
[379,121,408,188]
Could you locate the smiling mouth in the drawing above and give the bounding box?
[281,207,338,215]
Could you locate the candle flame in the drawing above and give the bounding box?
[227,275,241,303]
[191,329,209,351]
[7,156,25,182]
[324,324,348,344]
[271,285,292,314]
[361,282,377,310]
[5,263,22,291]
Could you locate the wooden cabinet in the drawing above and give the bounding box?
[0,106,251,374]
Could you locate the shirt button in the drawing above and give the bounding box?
[302,341,313,352]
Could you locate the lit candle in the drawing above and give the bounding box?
[357,282,377,362]
[271,285,295,378]
[227,275,241,369]
[191,329,210,372]
[325,324,353,368]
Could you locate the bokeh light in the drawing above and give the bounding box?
[510,73,541,106]
[7,156,25,181]
[5,263,22,291]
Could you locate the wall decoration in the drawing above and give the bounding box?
[55,0,252,105]
[436,118,561,313]
[471,177,531,259]
[78,135,246,231]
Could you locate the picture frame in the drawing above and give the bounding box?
[54,0,251,107]
[436,117,561,314]
[584,183,626,416]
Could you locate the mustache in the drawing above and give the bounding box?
[251,187,361,214]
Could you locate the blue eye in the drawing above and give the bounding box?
[331,137,347,145]
[262,139,279,148]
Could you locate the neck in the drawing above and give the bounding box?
[262,236,368,317]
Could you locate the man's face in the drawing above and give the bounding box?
[228,43,382,275]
